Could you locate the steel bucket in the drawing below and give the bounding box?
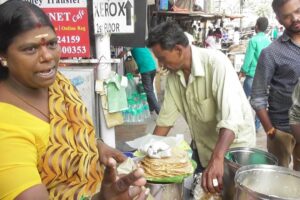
[223,147,278,199]
[146,181,183,200]
[234,164,300,200]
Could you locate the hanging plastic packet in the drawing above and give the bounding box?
[137,78,145,94]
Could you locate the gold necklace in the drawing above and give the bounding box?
[6,87,49,120]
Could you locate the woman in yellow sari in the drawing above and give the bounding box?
[0,0,148,199]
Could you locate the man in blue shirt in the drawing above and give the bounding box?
[130,48,160,115]
[250,0,300,169]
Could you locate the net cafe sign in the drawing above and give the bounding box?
[93,0,134,34]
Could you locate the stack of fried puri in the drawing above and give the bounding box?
[140,148,194,179]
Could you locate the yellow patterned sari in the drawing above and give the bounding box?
[38,72,103,199]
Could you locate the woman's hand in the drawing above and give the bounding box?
[97,139,127,166]
[98,158,149,200]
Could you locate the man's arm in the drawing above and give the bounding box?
[256,109,274,134]
[152,75,180,136]
[240,39,255,75]
[117,48,130,58]
[250,48,276,134]
[201,128,235,193]
[153,125,172,136]
[201,50,254,194]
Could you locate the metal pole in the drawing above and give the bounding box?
[204,0,210,12]
[240,0,243,29]
[95,34,116,148]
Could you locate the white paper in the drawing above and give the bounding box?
[117,158,137,175]
[120,76,128,87]
[146,141,172,158]
[126,134,184,150]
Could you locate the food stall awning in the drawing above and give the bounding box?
[224,14,244,20]
[153,10,222,20]
[153,11,244,21]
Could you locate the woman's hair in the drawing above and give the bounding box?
[272,0,290,16]
[147,21,189,50]
[0,0,55,78]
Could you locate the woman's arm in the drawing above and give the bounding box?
[15,184,48,200]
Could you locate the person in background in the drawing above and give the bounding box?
[272,25,279,40]
[233,27,240,45]
[222,28,229,42]
[213,28,222,49]
[278,26,284,37]
[0,1,148,199]
[131,48,160,115]
[119,47,161,115]
[181,22,195,45]
[184,31,195,45]
[239,17,272,131]
[205,29,218,49]
[213,28,222,39]
[147,21,255,194]
[250,0,300,169]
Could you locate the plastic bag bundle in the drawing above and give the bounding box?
[122,74,151,124]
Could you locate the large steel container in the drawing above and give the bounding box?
[146,181,183,200]
[223,147,278,199]
[234,164,300,200]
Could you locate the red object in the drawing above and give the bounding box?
[43,7,90,58]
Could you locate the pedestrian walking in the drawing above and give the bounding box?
[239,17,272,131]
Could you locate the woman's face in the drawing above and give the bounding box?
[2,26,60,89]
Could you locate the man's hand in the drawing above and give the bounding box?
[201,157,224,193]
[153,126,172,136]
[98,158,149,200]
[201,128,235,194]
[238,72,245,80]
[97,140,126,166]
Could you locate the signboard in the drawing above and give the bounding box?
[110,0,147,47]
[26,0,91,58]
[93,0,134,34]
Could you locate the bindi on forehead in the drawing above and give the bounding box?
[34,33,49,45]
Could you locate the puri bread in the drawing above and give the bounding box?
[140,148,193,179]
